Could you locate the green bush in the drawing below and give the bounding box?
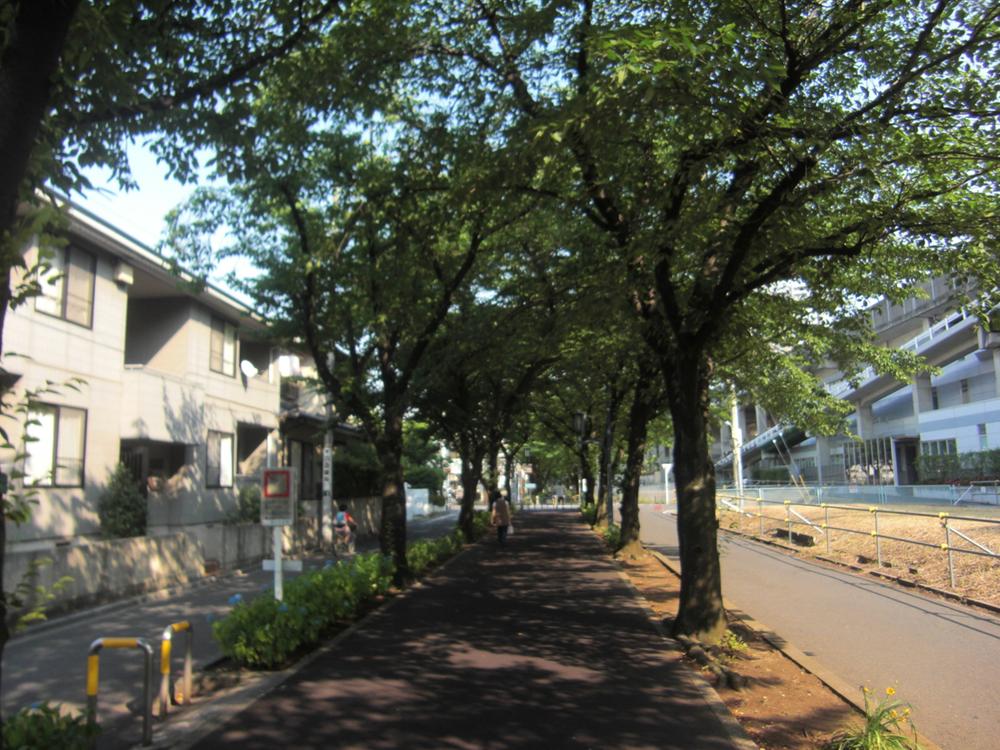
[472,510,492,538]
[214,551,395,669]
[3,703,100,749]
[227,483,262,523]
[407,529,464,576]
[602,523,621,551]
[98,463,146,538]
[580,503,598,526]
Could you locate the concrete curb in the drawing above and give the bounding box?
[134,540,483,749]
[646,548,943,750]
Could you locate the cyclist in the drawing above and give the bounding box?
[334,502,357,555]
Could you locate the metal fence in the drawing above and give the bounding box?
[717,493,1000,591]
[719,483,1000,507]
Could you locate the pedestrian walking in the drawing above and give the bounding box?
[491,490,512,545]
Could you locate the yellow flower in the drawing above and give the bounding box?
[863,686,871,694]
[891,710,899,719]
[886,687,896,696]
[903,708,911,716]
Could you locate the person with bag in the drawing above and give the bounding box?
[490,490,512,546]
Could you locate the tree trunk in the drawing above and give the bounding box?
[485,440,501,510]
[619,357,662,557]
[597,392,622,529]
[457,438,484,542]
[376,415,408,584]
[0,0,79,248]
[663,347,726,644]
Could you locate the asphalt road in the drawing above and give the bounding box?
[190,512,747,750]
[639,507,1000,750]
[3,511,462,743]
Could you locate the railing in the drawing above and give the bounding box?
[825,309,975,399]
[87,637,154,746]
[718,493,999,592]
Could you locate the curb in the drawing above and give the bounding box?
[646,548,943,750]
[133,539,483,749]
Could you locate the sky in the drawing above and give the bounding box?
[78,141,195,248]
[77,141,251,300]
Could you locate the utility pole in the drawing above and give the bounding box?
[731,392,744,510]
[321,351,335,548]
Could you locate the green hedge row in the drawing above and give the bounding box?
[214,515,491,670]
[916,449,1000,483]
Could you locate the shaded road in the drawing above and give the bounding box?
[190,512,749,750]
[4,511,461,741]
[640,507,1000,750]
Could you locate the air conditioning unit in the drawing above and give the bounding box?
[113,261,134,286]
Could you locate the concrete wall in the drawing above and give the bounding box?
[7,496,384,618]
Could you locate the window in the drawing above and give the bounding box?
[24,404,86,486]
[979,424,988,451]
[36,246,96,327]
[931,387,939,410]
[961,379,970,404]
[206,431,234,487]
[209,318,237,376]
[920,439,957,456]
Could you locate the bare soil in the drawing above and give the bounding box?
[617,548,858,749]
[718,502,1000,606]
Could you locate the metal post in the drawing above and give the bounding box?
[785,500,792,543]
[941,513,956,589]
[319,352,336,547]
[758,498,764,537]
[273,525,284,601]
[822,504,831,554]
[87,637,154,746]
[872,507,881,567]
[159,621,193,718]
[731,395,744,498]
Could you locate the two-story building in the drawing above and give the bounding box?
[2,200,327,553]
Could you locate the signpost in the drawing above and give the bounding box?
[261,468,300,600]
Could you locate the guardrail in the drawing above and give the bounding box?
[87,637,154,746]
[160,620,194,718]
[718,494,999,591]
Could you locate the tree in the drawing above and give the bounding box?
[166,101,537,579]
[370,0,1000,641]
[0,0,342,361]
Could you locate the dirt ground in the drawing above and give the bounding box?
[617,549,860,750]
[717,502,1000,606]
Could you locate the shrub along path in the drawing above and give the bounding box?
[189,512,754,750]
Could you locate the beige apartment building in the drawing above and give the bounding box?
[1,201,332,554]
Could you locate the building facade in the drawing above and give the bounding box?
[716,276,1000,492]
[1,202,334,552]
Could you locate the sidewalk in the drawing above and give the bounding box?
[2,511,461,742]
[171,512,754,750]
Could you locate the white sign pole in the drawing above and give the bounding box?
[273,526,284,601]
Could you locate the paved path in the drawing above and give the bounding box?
[640,507,1000,750]
[3,512,460,737]
[188,512,749,750]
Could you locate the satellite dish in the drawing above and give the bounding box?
[240,360,259,378]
